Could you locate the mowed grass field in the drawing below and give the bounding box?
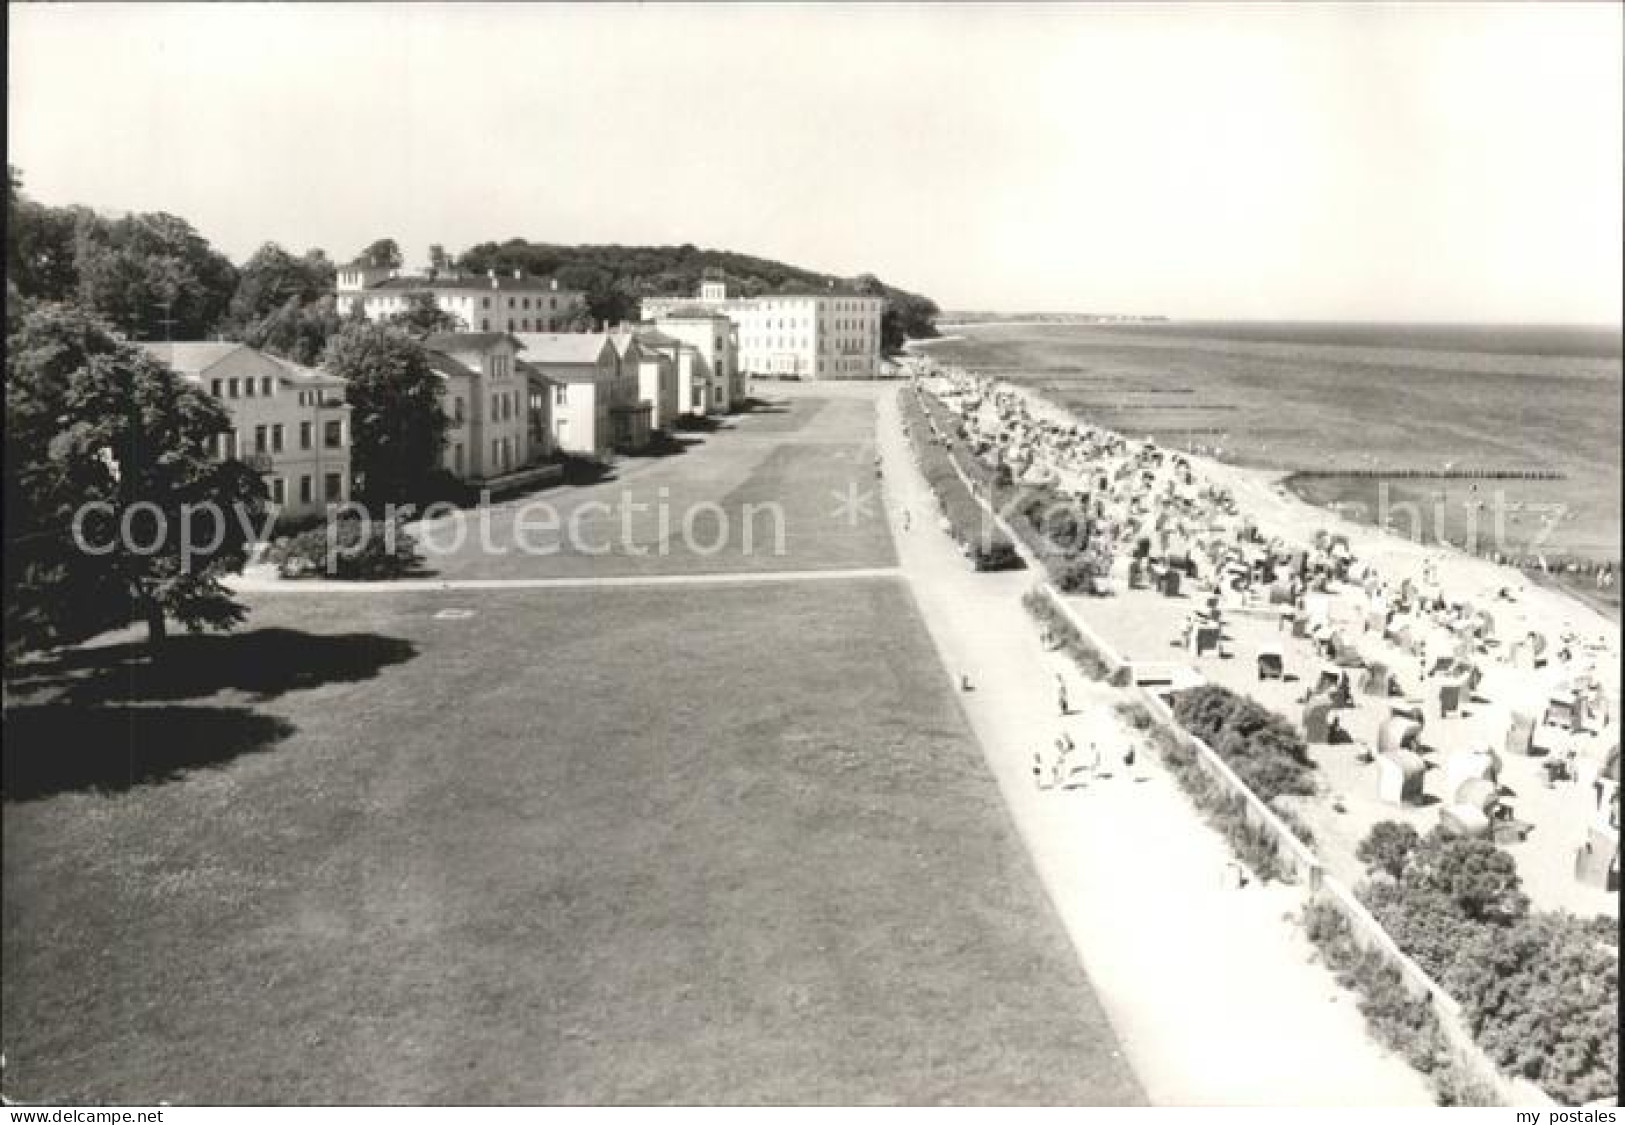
[3,582,1141,1105]
[413,390,896,581]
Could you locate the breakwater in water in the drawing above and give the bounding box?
[1289,468,1568,481]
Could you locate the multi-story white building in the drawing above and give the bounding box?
[639,309,737,414]
[422,332,534,484]
[514,333,650,456]
[140,342,351,519]
[641,281,884,381]
[336,263,586,335]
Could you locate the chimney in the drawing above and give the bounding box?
[512,268,522,280]
[550,278,559,291]
[488,268,498,289]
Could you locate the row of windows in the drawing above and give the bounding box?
[267,472,346,506]
[450,390,520,423]
[218,419,345,458]
[211,375,276,399]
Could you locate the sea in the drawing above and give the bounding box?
[918,320,1623,615]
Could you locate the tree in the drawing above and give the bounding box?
[234,294,346,367]
[1356,821,1423,881]
[428,244,451,272]
[73,211,238,340]
[321,322,449,508]
[5,304,267,657]
[1406,828,1528,923]
[357,238,403,269]
[228,241,334,327]
[385,290,465,337]
[6,167,88,303]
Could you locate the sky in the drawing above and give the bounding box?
[8,2,1622,323]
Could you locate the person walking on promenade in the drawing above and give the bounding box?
[1056,673,1070,717]
[1083,740,1101,782]
[1032,749,1051,791]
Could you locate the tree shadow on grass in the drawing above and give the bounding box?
[2,704,296,802]
[9,628,419,707]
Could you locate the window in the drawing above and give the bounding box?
[482,297,490,308]
[521,318,530,331]
[253,425,268,454]
[522,298,530,309]
[555,385,567,406]
[324,419,343,448]
[299,475,313,504]
[211,378,223,397]
[261,376,273,397]
[491,393,499,419]
[324,472,343,501]
[452,443,464,475]
[227,377,240,398]
[270,477,286,504]
[300,421,313,449]
[491,439,500,467]
[454,396,465,423]
[271,424,284,453]
[245,377,256,398]
[481,318,489,331]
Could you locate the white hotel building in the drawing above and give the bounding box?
[336,263,587,335]
[641,280,884,380]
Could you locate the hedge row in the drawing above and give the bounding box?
[1167,683,1318,804]
[899,390,1022,571]
[916,391,1107,593]
[1302,899,1500,1105]
[1021,588,1128,683]
[1113,698,1299,882]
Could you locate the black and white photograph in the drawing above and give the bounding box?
[3,1,1620,1111]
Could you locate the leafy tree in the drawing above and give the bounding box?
[1443,912,1618,1103]
[5,305,266,658]
[428,244,451,272]
[385,290,465,337]
[228,242,334,326]
[234,294,346,367]
[73,211,238,339]
[1357,820,1423,881]
[357,238,403,269]
[322,322,448,508]
[1406,828,1528,923]
[6,167,90,303]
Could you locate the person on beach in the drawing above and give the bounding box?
[1083,740,1101,781]
[1032,750,1051,791]
[1056,673,1070,716]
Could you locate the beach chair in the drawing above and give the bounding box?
[1503,709,1537,756]
[1303,695,1334,743]
[1257,646,1284,681]
[1378,715,1423,757]
[1437,674,1467,718]
[1377,750,1426,806]
[1361,661,1391,698]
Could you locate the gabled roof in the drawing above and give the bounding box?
[424,331,519,352]
[140,341,245,375]
[512,332,616,366]
[424,350,477,381]
[141,341,344,389]
[634,327,683,349]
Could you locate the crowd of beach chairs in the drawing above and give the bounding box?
[907,356,1620,895]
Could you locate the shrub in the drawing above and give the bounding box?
[1357,820,1423,882]
[1022,587,1114,680]
[1168,684,1316,803]
[1442,912,1619,1104]
[270,514,423,580]
[1405,828,1529,924]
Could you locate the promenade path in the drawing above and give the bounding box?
[872,386,1432,1106]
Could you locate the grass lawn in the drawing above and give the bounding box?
[414,392,895,581]
[3,582,1141,1105]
